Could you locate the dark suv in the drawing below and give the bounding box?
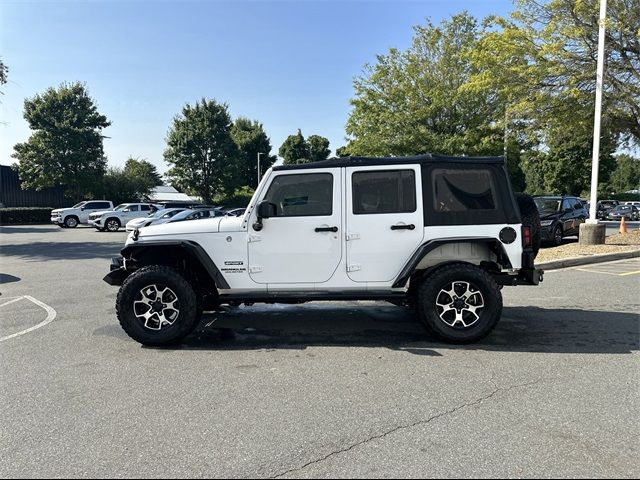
[534,196,588,246]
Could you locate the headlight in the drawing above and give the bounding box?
[540,220,553,226]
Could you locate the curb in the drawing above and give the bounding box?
[537,249,640,270]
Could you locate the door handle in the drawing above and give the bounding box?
[391,224,416,230]
[315,226,338,232]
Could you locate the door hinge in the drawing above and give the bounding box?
[346,233,360,241]
[347,264,361,272]
[249,266,263,273]
[248,234,262,243]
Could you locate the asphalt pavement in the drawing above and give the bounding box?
[1,225,638,478]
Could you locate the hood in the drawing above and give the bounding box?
[139,217,223,237]
[540,212,561,221]
[90,210,115,217]
[51,208,73,214]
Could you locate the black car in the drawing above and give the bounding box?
[596,200,620,219]
[534,196,588,246]
[606,204,640,221]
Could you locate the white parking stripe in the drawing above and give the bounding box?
[0,295,57,342]
[0,296,25,308]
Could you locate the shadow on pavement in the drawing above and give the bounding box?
[0,273,21,284]
[111,303,639,355]
[0,226,61,234]
[0,241,123,261]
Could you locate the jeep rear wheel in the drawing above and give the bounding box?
[64,216,79,228]
[415,263,502,343]
[116,266,201,346]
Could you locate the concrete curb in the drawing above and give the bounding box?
[537,249,640,270]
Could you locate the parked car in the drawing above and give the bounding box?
[105,154,543,346]
[125,208,187,231]
[89,203,159,232]
[534,195,587,246]
[51,200,114,228]
[623,201,640,210]
[225,208,246,217]
[606,204,640,221]
[596,200,620,219]
[166,208,225,224]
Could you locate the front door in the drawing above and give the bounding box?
[346,165,424,283]
[248,169,342,284]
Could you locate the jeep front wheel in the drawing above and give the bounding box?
[116,266,200,346]
[415,263,502,343]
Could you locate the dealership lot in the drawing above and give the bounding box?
[1,225,639,478]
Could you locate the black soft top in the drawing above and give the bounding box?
[273,154,505,171]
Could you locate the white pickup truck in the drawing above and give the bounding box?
[89,203,159,232]
[51,200,114,228]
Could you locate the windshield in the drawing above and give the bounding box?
[114,204,127,211]
[72,202,87,208]
[534,198,561,215]
[613,206,631,212]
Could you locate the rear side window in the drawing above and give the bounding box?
[86,201,111,209]
[352,170,416,214]
[432,169,497,212]
[263,173,333,217]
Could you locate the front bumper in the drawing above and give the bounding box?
[540,225,554,241]
[103,257,127,286]
[89,218,103,227]
[50,216,63,224]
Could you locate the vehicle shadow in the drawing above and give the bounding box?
[0,241,123,261]
[0,273,21,284]
[143,304,638,355]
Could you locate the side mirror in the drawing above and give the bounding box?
[253,201,277,231]
[257,201,276,219]
[80,207,85,211]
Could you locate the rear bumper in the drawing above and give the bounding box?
[494,268,544,286]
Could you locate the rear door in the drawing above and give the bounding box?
[345,165,424,283]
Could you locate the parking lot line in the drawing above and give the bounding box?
[0,296,25,308]
[0,295,57,342]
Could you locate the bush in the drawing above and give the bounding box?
[214,186,255,208]
[0,207,53,225]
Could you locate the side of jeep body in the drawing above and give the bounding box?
[105,155,542,345]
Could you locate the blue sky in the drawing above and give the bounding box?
[1,0,512,173]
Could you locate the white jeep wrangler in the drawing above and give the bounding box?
[105,155,542,346]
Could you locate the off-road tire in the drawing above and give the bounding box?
[105,218,121,232]
[415,263,503,343]
[116,265,201,346]
[64,216,79,228]
[514,193,541,258]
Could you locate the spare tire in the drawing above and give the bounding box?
[515,193,541,258]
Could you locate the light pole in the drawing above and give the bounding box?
[257,152,265,188]
[581,0,608,244]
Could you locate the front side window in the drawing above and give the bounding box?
[263,173,333,217]
[352,170,416,215]
[432,169,497,212]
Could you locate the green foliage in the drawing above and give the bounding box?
[471,0,640,147]
[345,13,506,157]
[101,158,162,205]
[306,135,331,162]
[164,99,239,204]
[279,130,331,164]
[0,207,53,225]
[124,157,162,194]
[12,82,110,201]
[609,192,640,201]
[279,129,309,164]
[335,145,351,157]
[0,58,7,93]
[606,154,640,193]
[231,117,276,188]
[214,185,255,208]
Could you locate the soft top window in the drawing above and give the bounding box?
[432,169,497,212]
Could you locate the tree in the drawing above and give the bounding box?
[345,13,508,158]
[0,58,7,94]
[335,145,351,157]
[12,82,110,201]
[164,99,239,204]
[124,157,162,194]
[307,135,331,162]
[471,0,640,147]
[231,117,276,188]
[607,154,640,193]
[279,129,309,164]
